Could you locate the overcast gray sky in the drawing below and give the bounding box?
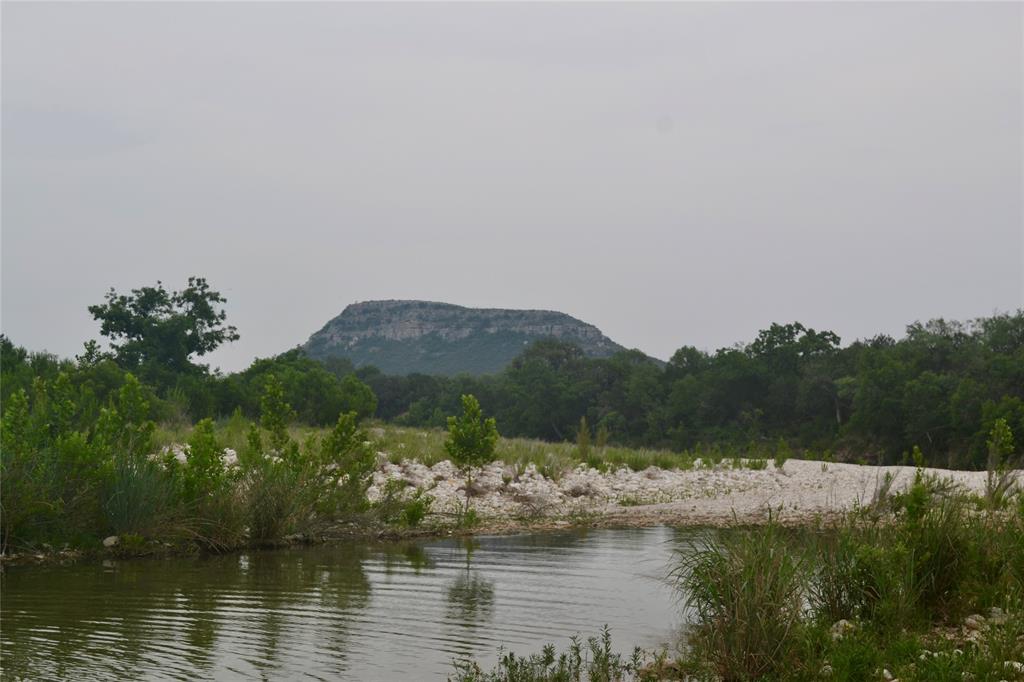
[2,2,1021,372]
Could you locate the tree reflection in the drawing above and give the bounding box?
[444,537,494,627]
[0,542,375,680]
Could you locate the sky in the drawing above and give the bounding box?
[2,2,1022,372]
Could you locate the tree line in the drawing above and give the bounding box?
[2,277,1021,469]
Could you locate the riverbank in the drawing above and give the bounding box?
[4,454,1000,569]
[367,456,994,528]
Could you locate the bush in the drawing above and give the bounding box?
[672,523,805,681]
[399,489,434,528]
[446,394,499,518]
[242,386,378,543]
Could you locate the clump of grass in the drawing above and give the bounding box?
[450,626,660,682]
[984,418,1019,510]
[773,439,792,469]
[671,522,805,681]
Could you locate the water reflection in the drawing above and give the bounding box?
[2,527,687,680]
[446,538,495,624]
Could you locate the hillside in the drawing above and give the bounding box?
[303,300,632,375]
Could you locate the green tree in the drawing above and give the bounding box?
[259,374,297,459]
[320,412,376,515]
[181,418,226,501]
[88,276,239,387]
[445,394,499,520]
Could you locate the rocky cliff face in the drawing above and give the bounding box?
[304,300,628,375]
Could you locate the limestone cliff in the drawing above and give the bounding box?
[304,300,629,375]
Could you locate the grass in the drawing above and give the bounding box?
[668,481,1024,682]
[449,626,672,682]
[158,421,789,480]
[672,522,805,681]
[450,469,1024,682]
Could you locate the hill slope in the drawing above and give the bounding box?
[304,300,631,375]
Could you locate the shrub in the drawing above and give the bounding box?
[399,488,434,528]
[985,418,1018,509]
[672,523,805,681]
[446,394,499,519]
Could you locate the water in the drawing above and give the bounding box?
[1,526,693,681]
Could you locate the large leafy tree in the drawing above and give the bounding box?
[88,277,239,386]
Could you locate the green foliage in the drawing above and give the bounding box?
[446,394,499,519]
[672,524,805,681]
[670,490,1024,682]
[773,439,791,469]
[87,276,238,389]
[576,416,591,460]
[222,349,378,426]
[984,418,1019,509]
[399,488,434,528]
[320,411,376,516]
[180,418,226,501]
[0,372,168,549]
[356,312,1024,470]
[259,374,297,456]
[446,394,499,470]
[0,354,378,552]
[450,626,658,682]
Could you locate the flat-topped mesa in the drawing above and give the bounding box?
[303,299,630,376]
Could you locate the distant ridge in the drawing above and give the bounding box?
[303,299,636,375]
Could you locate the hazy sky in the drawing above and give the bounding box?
[2,2,1021,372]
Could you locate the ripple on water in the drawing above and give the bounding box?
[1,526,691,680]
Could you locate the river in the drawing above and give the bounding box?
[1,526,694,680]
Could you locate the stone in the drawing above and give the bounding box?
[830,619,856,641]
[964,614,986,631]
[102,536,119,548]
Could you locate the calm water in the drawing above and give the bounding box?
[1,526,692,681]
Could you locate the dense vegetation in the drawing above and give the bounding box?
[0,368,382,553]
[364,317,1024,469]
[3,277,1022,471]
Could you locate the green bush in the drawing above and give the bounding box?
[399,488,434,528]
[672,523,805,681]
[446,394,499,519]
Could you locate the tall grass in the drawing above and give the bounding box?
[672,523,805,681]
[669,480,1024,681]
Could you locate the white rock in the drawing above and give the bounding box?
[830,619,856,641]
[964,614,986,631]
[102,536,119,548]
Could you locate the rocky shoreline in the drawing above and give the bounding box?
[369,456,993,527]
[2,458,998,568]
